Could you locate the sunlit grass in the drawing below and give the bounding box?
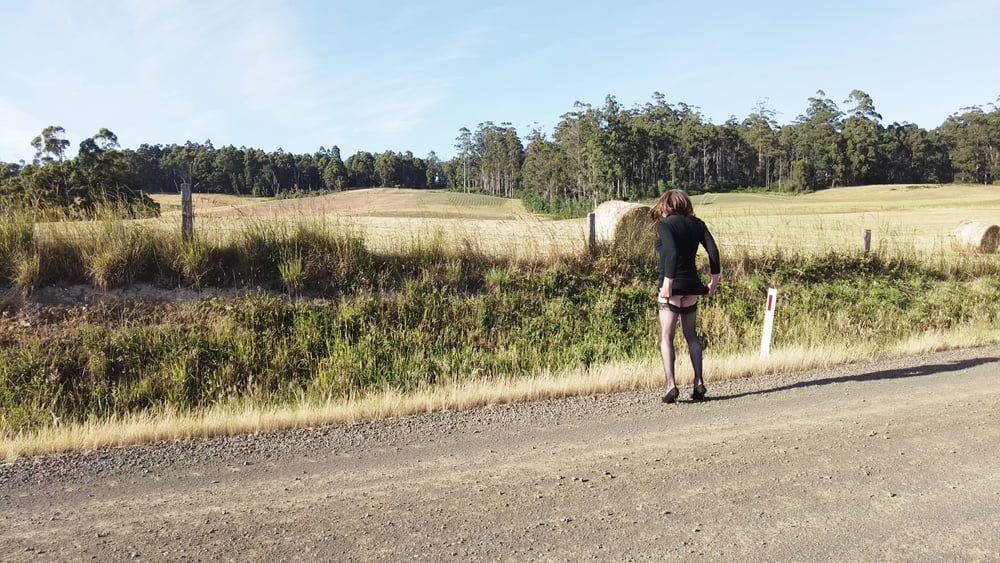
[1,184,998,459]
[27,183,1000,261]
[3,323,997,461]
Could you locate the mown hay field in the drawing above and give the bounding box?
[140,184,1000,257]
[125,189,570,258]
[693,184,1000,255]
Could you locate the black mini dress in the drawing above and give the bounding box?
[655,214,721,296]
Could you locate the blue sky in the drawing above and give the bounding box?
[2,0,999,163]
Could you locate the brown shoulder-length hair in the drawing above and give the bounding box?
[650,189,694,219]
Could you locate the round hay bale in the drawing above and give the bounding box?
[593,200,654,243]
[952,221,999,254]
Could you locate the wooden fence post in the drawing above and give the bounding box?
[862,229,872,254]
[181,182,193,242]
[587,212,597,256]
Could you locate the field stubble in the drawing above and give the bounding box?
[145,185,1000,258]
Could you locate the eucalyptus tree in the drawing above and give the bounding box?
[10,88,1000,218]
[454,127,474,192]
[76,128,134,197]
[213,145,245,194]
[744,100,780,188]
[938,104,999,184]
[345,151,377,187]
[471,122,523,197]
[30,125,71,164]
[321,145,349,190]
[521,129,570,204]
[553,103,604,201]
[374,150,404,187]
[841,89,884,185]
[788,90,845,188]
[424,151,447,187]
[633,93,680,190]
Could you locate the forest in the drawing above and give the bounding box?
[1,90,998,217]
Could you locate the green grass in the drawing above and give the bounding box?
[2,195,1000,438]
[1,220,999,434]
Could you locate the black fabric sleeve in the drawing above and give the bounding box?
[702,223,721,275]
[657,220,677,280]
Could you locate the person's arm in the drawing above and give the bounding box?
[658,220,676,298]
[703,223,722,295]
[661,277,673,299]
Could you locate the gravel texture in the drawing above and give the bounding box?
[2,345,999,561]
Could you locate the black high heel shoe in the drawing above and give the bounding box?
[691,383,707,401]
[662,387,679,404]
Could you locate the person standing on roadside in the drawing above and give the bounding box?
[651,190,721,404]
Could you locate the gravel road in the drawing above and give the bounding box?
[2,346,999,561]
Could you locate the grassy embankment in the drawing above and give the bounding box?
[1,185,999,459]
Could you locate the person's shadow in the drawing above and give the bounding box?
[700,357,998,402]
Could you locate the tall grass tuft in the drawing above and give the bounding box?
[81,220,157,290]
[12,250,42,296]
[0,210,35,280]
[289,222,371,293]
[233,220,284,286]
[35,232,86,287]
[278,247,307,296]
[484,265,515,293]
[593,219,658,283]
[174,237,214,288]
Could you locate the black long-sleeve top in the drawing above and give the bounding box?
[655,214,721,295]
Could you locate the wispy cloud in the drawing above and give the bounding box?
[0,0,493,158]
[116,0,498,148]
[0,99,44,163]
[121,0,343,137]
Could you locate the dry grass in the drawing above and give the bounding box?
[153,188,530,220]
[4,323,997,461]
[4,184,998,460]
[42,189,586,259]
[149,193,273,215]
[149,184,1000,257]
[38,184,1000,260]
[37,185,1000,257]
[693,184,1000,254]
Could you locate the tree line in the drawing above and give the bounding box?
[507,90,1000,210]
[1,89,998,217]
[0,129,449,216]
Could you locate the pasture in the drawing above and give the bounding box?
[142,184,1000,257]
[694,184,1000,254]
[139,188,565,257]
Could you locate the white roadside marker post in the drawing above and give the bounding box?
[760,288,779,359]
